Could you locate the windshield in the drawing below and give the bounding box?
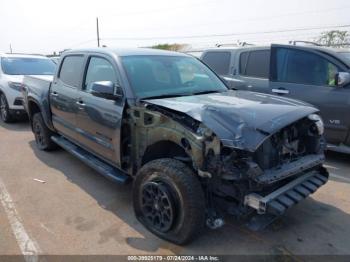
[121,55,227,99]
[1,57,56,75]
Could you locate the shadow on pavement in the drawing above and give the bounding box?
[0,119,30,132]
[29,140,350,255]
[325,150,350,184]
[326,150,349,165]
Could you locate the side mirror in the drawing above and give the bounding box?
[335,72,350,87]
[91,81,122,100]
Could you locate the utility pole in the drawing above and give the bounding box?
[96,17,100,47]
[9,44,12,54]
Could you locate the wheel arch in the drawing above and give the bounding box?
[141,140,191,166]
[27,97,55,132]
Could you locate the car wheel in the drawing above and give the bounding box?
[133,158,206,245]
[0,94,13,123]
[32,112,57,151]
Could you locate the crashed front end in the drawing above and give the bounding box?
[143,91,329,229]
[203,114,328,228]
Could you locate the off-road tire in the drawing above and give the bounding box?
[0,93,13,123]
[133,158,206,245]
[32,112,57,151]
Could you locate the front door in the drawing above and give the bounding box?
[75,55,124,165]
[269,45,350,145]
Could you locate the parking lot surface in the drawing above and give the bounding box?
[0,120,350,258]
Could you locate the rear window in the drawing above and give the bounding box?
[240,50,270,78]
[1,57,56,75]
[59,55,85,87]
[202,51,231,75]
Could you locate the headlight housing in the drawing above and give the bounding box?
[8,82,24,92]
[308,114,324,135]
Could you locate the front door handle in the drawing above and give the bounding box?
[76,101,86,107]
[272,88,289,95]
[51,92,59,97]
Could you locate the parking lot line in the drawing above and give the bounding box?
[0,177,41,262]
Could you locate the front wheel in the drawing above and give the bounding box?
[133,158,206,245]
[32,113,57,151]
[0,94,13,123]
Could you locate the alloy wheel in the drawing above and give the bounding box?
[0,95,8,121]
[141,181,176,232]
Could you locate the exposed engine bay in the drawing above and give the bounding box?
[201,116,328,228]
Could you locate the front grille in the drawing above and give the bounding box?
[253,117,320,170]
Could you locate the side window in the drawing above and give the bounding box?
[239,51,249,75]
[59,56,84,87]
[202,52,231,75]
[240,50,270,78]
[275,48,340,86]
[84,57,117,92]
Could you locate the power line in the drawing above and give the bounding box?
[124,5,350,33]
[102,24,350,41]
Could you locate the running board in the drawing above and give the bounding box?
[51,136,131,184]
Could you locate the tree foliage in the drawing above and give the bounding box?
[316,30,350,47]
[151,43,189,51]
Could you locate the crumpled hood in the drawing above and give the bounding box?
[144,90,318,152]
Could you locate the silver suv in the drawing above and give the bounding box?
[0,53,56,122]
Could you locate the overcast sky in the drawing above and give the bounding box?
[1,0,349,54]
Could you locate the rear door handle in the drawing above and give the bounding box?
[272,88,289,95]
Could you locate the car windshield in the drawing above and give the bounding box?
[121,55,227,99]
[1,57,56,75]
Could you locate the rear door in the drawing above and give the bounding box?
[75,54,124,165]
[201,51,236,88]
[50,55,85,140]
[269,44,350,145]
[234,49,270,92]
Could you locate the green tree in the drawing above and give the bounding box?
[151,43,189,51]
[316,30,350,47]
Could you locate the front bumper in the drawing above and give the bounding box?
[244,168,328,215]
[9,108,27,117]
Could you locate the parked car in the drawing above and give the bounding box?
[201,45,350,154]
[49,56,60,65]
[23,48,328,244]
[0,53,56,122]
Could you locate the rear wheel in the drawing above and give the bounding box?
[0,94,13,123]
[32,113,57,151]
[133,158,206,245]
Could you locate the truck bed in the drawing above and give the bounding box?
[22,75,54,129]
[23,75,53,91]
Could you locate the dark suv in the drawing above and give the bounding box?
[201,45,350,153]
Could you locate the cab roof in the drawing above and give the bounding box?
[64,47,190,57]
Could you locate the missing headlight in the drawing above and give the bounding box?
[308,114,324,135]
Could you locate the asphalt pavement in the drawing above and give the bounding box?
[0,120,350,260]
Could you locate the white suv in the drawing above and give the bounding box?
[0,54,56,122]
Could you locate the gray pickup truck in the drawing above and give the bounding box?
[201,44,350,154]
[23,48,328,244]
